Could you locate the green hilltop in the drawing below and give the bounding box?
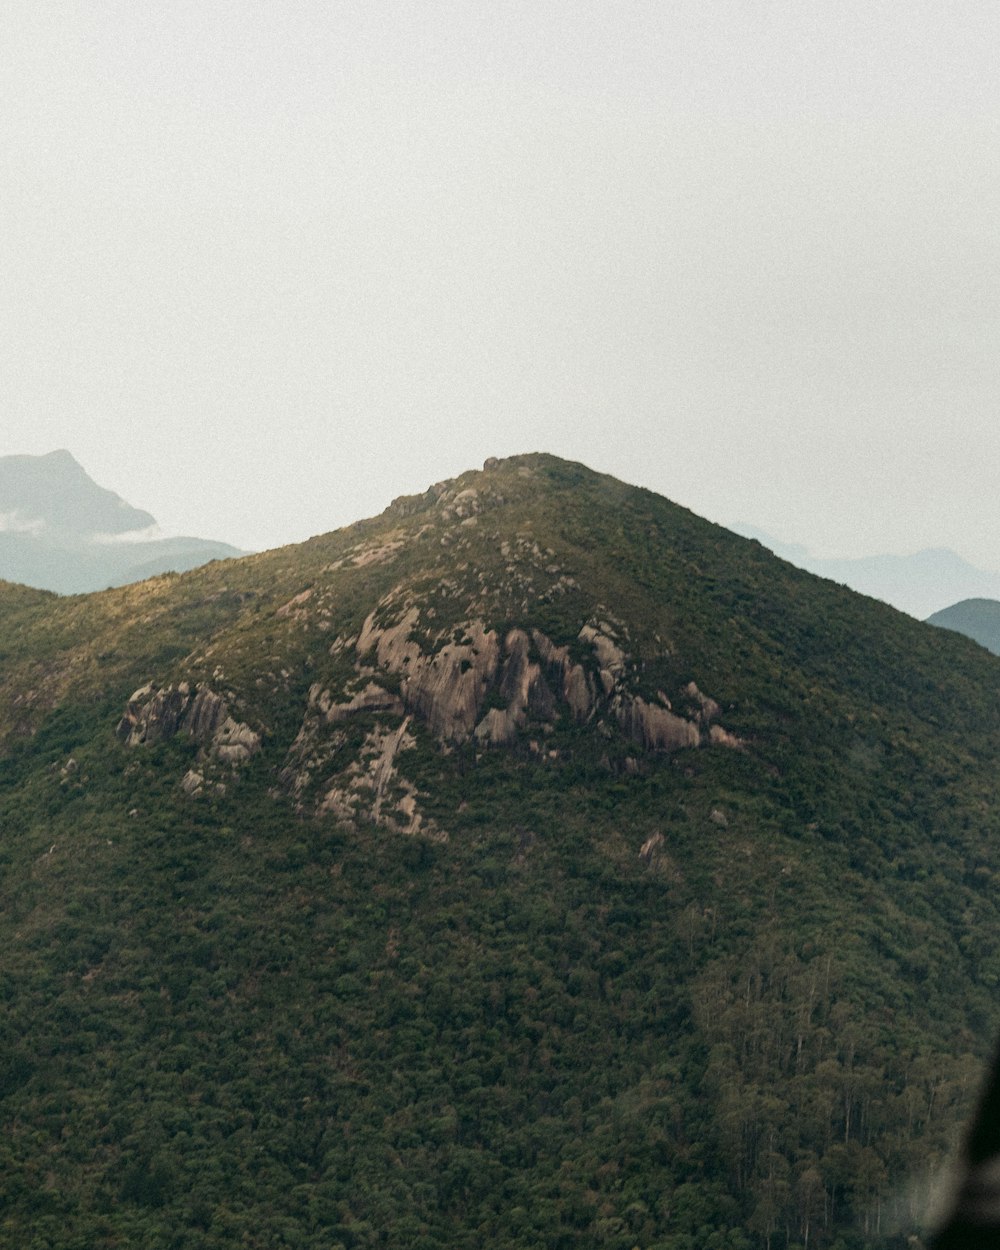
[1,453,998,1249]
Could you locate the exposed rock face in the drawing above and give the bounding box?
[117,682,190,746]
[474,707,519,746]
[531,631,595,723]
[709,724,745,749]
[183,687,231,739]
[313,681,405,723]
[276,588,314,618]
[213,718,262,764]
[474,629,556,745]
[684,681,721,726]
[117,683,261,776]
[313,717,443,840]
[357,607,500,741]
[290,605,737,845]
[639,832,664,864]
[617,697,700,752]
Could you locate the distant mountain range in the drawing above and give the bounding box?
[0,450,245,593]
[733,524,1000,621]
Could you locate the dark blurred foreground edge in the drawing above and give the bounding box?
[932,1038,1000,1248]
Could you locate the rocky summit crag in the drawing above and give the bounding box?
[2,453,1000,1248]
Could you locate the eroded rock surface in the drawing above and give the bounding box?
[279,593,745,842]
[117,683,261,780]
[314,717,443,840]
[357,607,500,741]
[617,697,700,752]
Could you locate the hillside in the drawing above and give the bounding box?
[926,598,1000,656]
[1,453,999,1249]
[0,450,244,593]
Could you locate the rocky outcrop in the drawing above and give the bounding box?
[709,724,745,749]
[212,718,262,764]
[639,832,664,864]
[276,588,314,618]
[183,687,231,739]
[311,681,404,723]
[531,630,595,723]
[617,697,700,752]
[117,682,261,773]
[279,594,744,835]
[683,681,721,726]
[357,607,500,741]
[473,707,520,746]
[117,683,190,746]
[474,629,557,744]
[327,604,741,758]
[315,717,442,839]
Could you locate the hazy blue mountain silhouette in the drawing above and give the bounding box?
[733,524,1000,620]
[925,598,1000,655]
[0,450,245,593]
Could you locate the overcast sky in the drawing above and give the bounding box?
[2,2,998,565]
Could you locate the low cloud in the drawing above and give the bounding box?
[0,511,45,536]
[89,524,163,546]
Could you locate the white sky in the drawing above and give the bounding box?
[2,2,998,563]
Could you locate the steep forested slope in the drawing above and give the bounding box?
[0,454,998,1249]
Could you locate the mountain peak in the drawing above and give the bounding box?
[0,449,155,537]
[0,451,244,593]
[0,453,995,1246]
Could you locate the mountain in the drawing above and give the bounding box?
[926,598,1000,656]
[0,449,245,593]
[733,524,1000,620]
[0,453,998,1248]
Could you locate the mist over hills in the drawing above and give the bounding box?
[733,523,1000,621]
[1,453,998,1247]
[0,450,245,593]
